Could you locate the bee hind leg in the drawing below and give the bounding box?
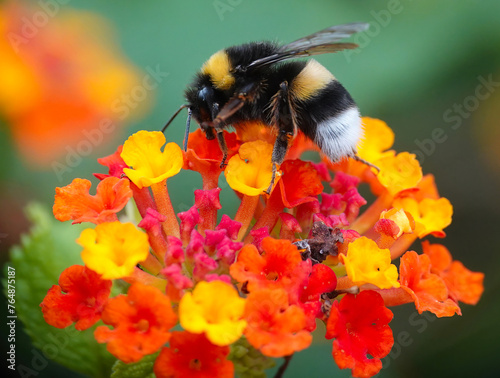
[265,163,281,194]
[265,81,297,194]
[352,154,380,172]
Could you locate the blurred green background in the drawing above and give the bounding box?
[1,0,499,377]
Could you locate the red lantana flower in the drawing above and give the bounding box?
[252,160,324,232]
[294,263,339,331]
[326,290,394,378]
[154,331,233,378]
[40,265,111,330]
[94,145,128,180]
[94,283,177,363]
[274,159,324,208]
[184,129,240,189]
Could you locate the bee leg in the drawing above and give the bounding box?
[215,129,229,168]
[265,162,280,194]
[352,154,380,172]
[265,81,296,194]
[211,102,228,168]
[201,84,261,167]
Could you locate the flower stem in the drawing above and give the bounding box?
[124,267,168,290]
[373,287,413,307]
[140,253,163,275]
[234,194,260,241]
[336,275,356,291]
[247,196,284,242]
[274,354,294,378]
[195,188,222,235]
[130,182,155,218]
[390,233,418,260]
[151,181,180,238]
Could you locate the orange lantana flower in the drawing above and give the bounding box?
[399,251,461,317]
[53,177,132,224]
[244,288,312,357]
[94,283,177,363]
[230,237,311,299]
[0,2,147,166]
[422,241,484,305]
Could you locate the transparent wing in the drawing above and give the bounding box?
[244,22,368,70]
[281,22,369,53]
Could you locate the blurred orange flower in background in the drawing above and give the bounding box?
[0,0,151,167]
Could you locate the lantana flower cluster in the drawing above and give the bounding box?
[41,117,484,377]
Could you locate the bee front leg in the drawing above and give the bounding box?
[211,102,228,168]
[215,129,229,168]
[265,81,297,194]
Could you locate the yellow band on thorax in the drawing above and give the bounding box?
[201,50,235,90]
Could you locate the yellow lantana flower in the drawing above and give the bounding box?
[357,117,396,163]
[376,152,423,196]
[224,140,277,196]
[121,130,183,188]
[77,221,149,279]
[179,280,247,346]
[340,237,400,289]
[393,197,453,238]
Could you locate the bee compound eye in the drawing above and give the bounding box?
[198,87,209,101]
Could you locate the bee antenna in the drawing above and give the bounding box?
[161,104,189,133]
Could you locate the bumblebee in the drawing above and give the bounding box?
[163,23,371,193]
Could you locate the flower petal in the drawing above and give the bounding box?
[121,130,183,188]
[326,290,394,378]
[179,281,246,346]
[340,237,400,289]
[77,222,150,279]
[224,140,276,196]
[53,177,132,224]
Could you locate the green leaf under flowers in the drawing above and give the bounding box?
[111,352,158,378]
[3,203,116,378]
[229,338,276,378]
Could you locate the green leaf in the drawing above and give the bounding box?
[110,353,158,378]
[229,338,276,378]
[3,203,115,377]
